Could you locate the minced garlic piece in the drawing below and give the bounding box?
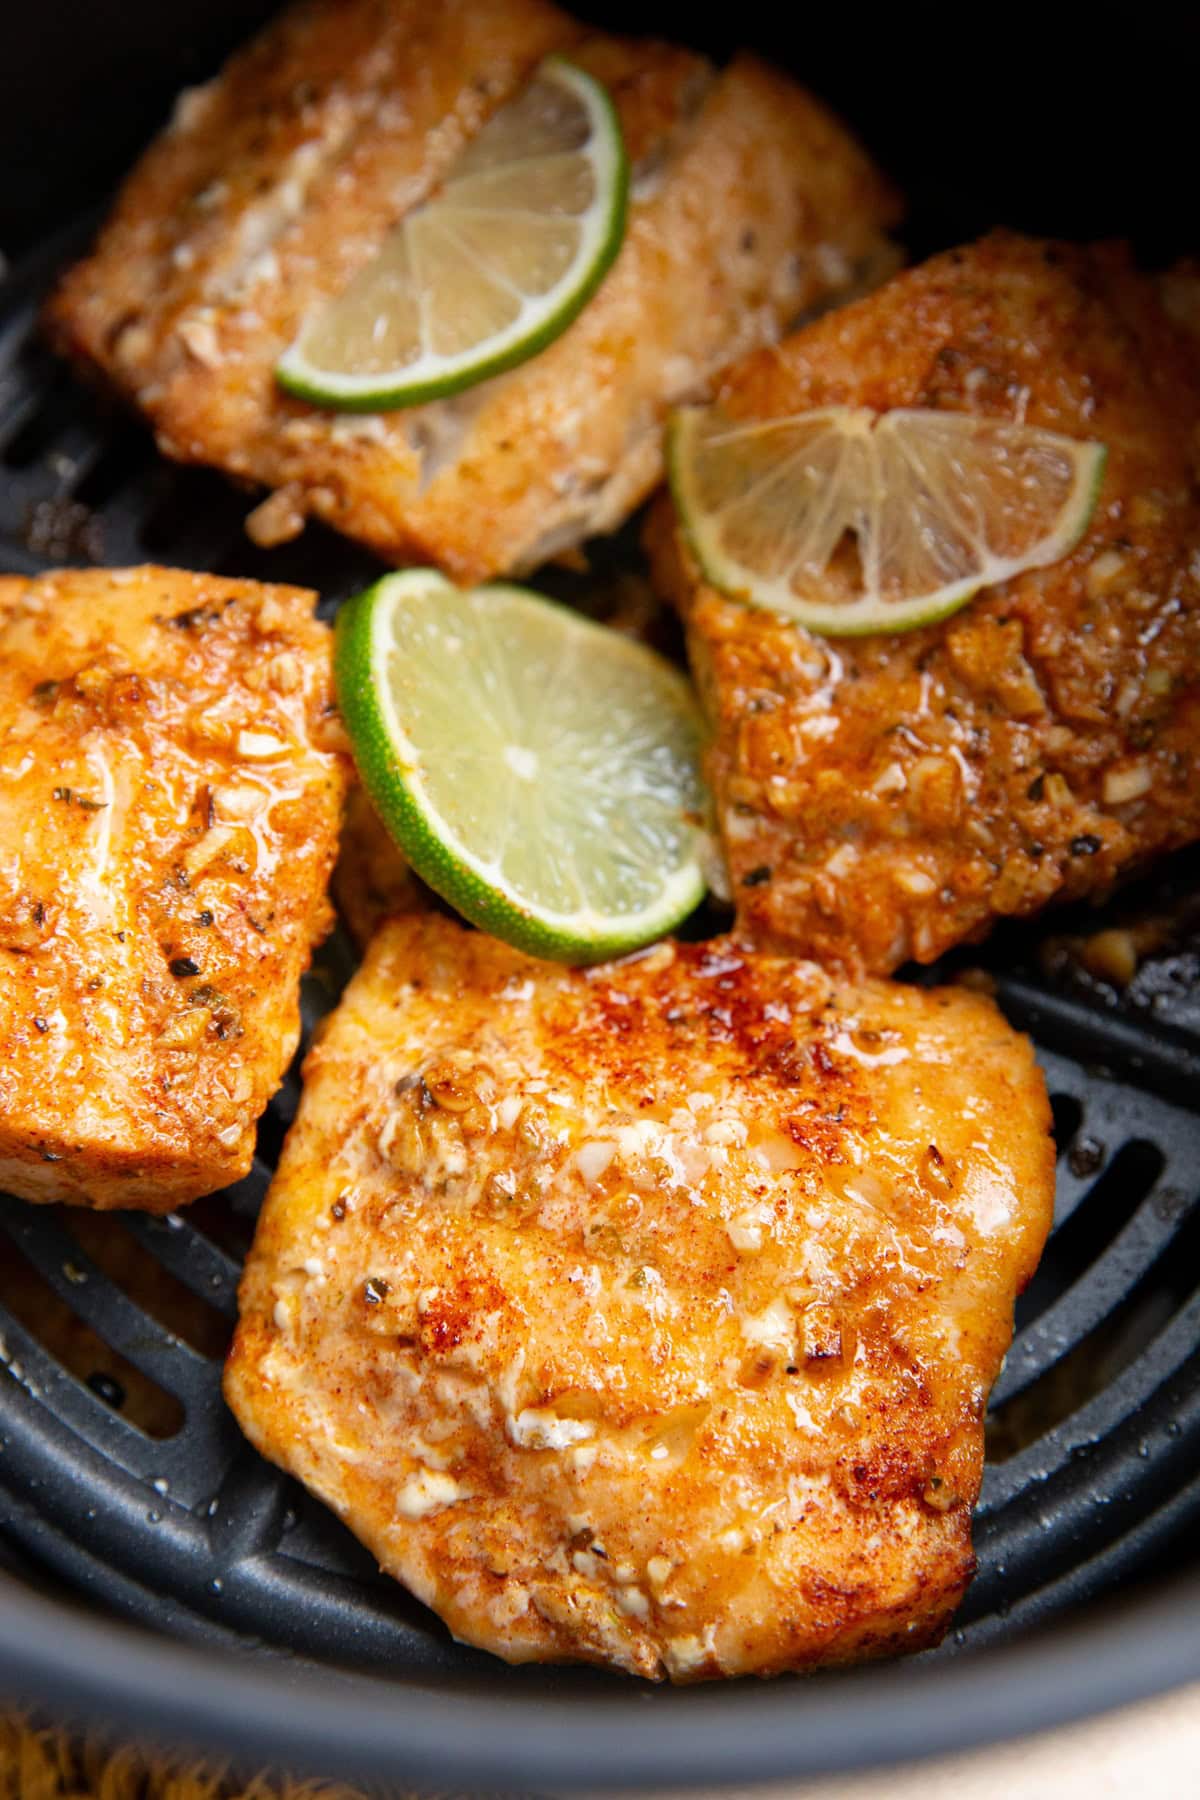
[1102,762,1153,805]
[396,1466,465,1520]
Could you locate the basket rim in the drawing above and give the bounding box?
[2,1567,1199,1789]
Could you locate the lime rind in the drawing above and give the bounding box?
[334,571,707,964]
[668,407,1108,638]
[277,58,629,414]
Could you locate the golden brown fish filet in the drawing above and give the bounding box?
[46,0,897,582]
[332,782,429,951]
[0,567,350,1211]
[225,914,1053,1680]
[648,233,1200,974]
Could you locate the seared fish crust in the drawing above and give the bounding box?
[0,567,349,1211]
[332,782,430,951]
[46,0,897,581]
[648,234,1200,974]
[226,914,1053,1679]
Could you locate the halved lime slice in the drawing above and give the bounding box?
[668,405,1107,637]
[277,57,628,412]
[334,570,707,963]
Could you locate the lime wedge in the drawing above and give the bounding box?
[333,570,708,963]
[668,405,1107,636]
[277,57,628,412]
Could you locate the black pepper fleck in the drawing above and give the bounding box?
[32,1017,48,1033]
[363,1277,390,1306]
[742,866,772,887]
[170,956,201,979]
[167,606,216,633]
[51,786,105,812]
[1070,834,1102,857]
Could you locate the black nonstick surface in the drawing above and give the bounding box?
[2,5,1200,1790]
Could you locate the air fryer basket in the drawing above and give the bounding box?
[2,4,1200,1789]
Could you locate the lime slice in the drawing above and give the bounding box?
[334,570,708,963]
[668,405,1107,637]
[277,56,628,411]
